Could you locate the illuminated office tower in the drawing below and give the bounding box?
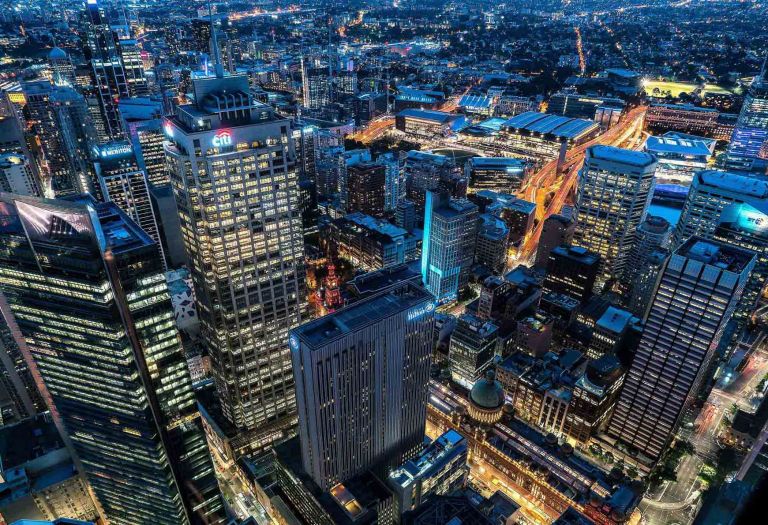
[83,0,146,140]
[301,56,332,110]
[94,141,165,266]
[674,169,768,246]
[48,47,76,86]
[607,238,755,463]
[573,146,656,291]
[120,96,168,186]
[0,195,226,525]
[165,69,306,451]
[116,37,149,97]
[290,281,435,490]
[421,191,479,303]
[21,80,96,197]
[726,61,768,173]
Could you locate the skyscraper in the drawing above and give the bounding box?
[622,214,671,289]
[290,281,435,490]
[346,162,386,218]
[93,141,165,267]
[421,191,479,303]
[534,212,575,269]
[21,81,96,197]
[674,169,768,246]
[573,145,656,291]
[725,62,768,174]
[165,70,306,451]
[301,57,332,110]
[607,238,755,463]
[83,0,146,141]
[0,194,226,524]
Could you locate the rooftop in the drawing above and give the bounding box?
[696,170,768,199]
[468,157,528,171]
[644,135,714,157]
[397,108,460,124]
[596,306,637,335]
[676,237,756,273]
[389,430,466,488]
[293,282,433,348]
[503,112,597,139]
[345,212,409,240]
[0,413,64,470]
[587,145,656,168]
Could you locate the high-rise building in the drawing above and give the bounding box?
[627,250,667,318]
[387,430,469,515]
[713,202,768,323]
[534,212,575,269]
[622,215,671,288]
[290,281,435,491]
[0,194,226,524]
[403,150,464,217]
[119,96,168,186]
[83,0,146,141]
[165,69,306,451]
[725,62,768,173]
[607,238,755,464]
[449,313,499,389]
[475,214,509,274]
[0,152,41,196]
[346,162,386,218]
[542,245,601,303]
[94,141,165,266]
[21,81,96,197]
[301,57,332,110]
[674,169,768,246]
[573,146,656,291]
[421,192,479,303]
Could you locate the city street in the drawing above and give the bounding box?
[639,330,768,525]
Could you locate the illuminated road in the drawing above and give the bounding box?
[574,27,586,74]
[514,106,648,265]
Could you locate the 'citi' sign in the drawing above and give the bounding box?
[212,130,232,148]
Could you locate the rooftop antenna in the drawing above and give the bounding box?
[208,0,224,78]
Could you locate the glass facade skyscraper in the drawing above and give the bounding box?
[726,65,768,174]
[0,195,226,525]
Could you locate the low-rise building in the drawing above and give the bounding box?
[388,430,469,514]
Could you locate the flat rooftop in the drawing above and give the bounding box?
[398,108,460,123]
[587,145,656,168]
[696,170,768,198]
[676,237,755,273]
[469,157,528,170]
[596,306,637,334]
[345,212,408,240]
[644,135,713,157]
[293,282,433,348]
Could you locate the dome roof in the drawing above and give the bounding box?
[469,370,505,410]
[49,47,67,59]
